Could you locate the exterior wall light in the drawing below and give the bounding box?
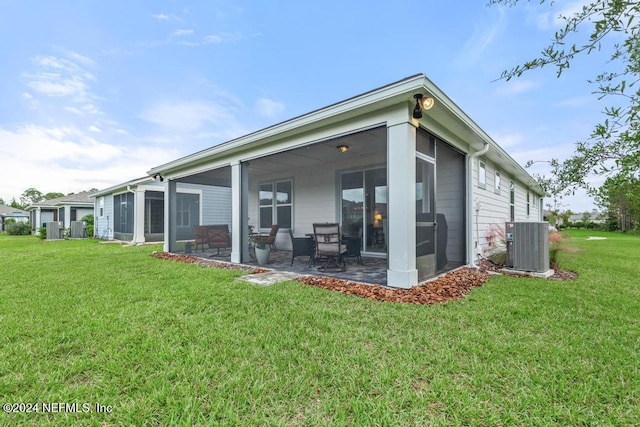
[412,93,435,119]
[337,144,349,153]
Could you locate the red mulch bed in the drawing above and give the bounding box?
[297,268,490,305]
[151,252,576,305]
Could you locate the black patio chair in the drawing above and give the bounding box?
[288,229,315,267]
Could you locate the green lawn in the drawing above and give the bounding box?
[0,231,638,425]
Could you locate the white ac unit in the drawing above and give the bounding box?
[505,222,550,272]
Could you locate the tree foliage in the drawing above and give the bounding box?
[20,188,45,206]
[593,172,640,230]
[489,0,640,189]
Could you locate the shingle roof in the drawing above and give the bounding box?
[0,205,29,216]
[27,191,96,208]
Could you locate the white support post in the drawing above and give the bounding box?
[133,188,146,244]
[230,161,243,263]
[386,120,418,288]
[164,180,177,253]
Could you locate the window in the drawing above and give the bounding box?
[494,171,501,194]
[478,161,486,188]
[259,180,292,229]
[527,191,531,217]
[176,193,199,227]
[509,180,515,221]
[99,197,104,217]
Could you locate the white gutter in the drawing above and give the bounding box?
[467,142,489,268]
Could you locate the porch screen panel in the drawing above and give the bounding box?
[113,193,134,239]
[416,157,436,280]
[58,208,65,225]
[145,191,164,234]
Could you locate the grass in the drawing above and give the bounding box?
[0,231,638,425]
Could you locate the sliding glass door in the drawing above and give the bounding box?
[340,167,387,254]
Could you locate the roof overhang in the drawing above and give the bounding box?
[147,73,542,194]
[91,176,155,198]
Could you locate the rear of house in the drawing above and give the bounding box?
[146,74,544,288]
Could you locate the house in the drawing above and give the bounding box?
[147,74,545,288]
[0,205,29,231]
[27,191,95,233]
[92,176,231,243]
[568,210,605,225]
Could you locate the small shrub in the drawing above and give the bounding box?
[38,227,47,240]
[6,221,31,235]
[482,223,507,265]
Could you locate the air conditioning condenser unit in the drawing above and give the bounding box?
[505,222,550,273]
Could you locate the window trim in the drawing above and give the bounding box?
[478,160,486,189]
[494,170,501,195]
[258,178,293,231]
[509,180,515,221]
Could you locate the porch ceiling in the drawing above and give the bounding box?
[248,126,387,175]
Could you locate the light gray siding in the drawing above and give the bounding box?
[473,157,543,256]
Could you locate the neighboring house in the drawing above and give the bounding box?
[92,177,231,243]
[27,191,95,233]
[568,210,605,224]
[148,74,545,288]
[0,205,29,231]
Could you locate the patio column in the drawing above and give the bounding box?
[164,179,177,253]
[386,119,418,288]
[230,161,249,263]
[132,188,146,243]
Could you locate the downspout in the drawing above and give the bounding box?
[467,141,490,268]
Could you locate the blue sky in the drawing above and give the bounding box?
[0,0,604,212]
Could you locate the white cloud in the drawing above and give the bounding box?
[455,7,506,68]
[254,98,285,119]
[0,124,180,201]
[139,100,248,141]
[152,13,170,21]
[22,51,101,114]
[491,131,525,150]
[530,0,594,30]
[171,29,194,37]
[497,79,537,96]
[553,95,592,108]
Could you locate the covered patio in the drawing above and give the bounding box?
[186,246,389,285]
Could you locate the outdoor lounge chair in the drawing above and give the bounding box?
[289,229,315,266]
[313,223,347,271]
[194,225,210,252]
[207,224,232,255]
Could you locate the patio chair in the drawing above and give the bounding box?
[313,223,347,271]
[289,229,315,267]
[207,224,232,256]
[194,225,209,252]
